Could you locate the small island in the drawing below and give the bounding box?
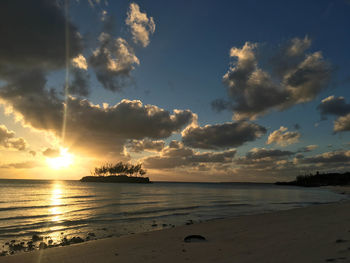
[80,162,151,184]
[275,171,350,187]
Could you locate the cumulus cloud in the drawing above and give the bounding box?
[317,96,350,132]
[0,124,27,151]
[127,139,165,152]
[267,126,301,146]
[72,54,88,70]
[182,121,266,150]
[89,33,140,92]
[126,3,155,47]
[88,3,155,93]
[1,72,195,155]
[143,141,236,169]
[217,36,331,120]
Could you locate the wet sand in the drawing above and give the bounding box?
[2,186,350,263]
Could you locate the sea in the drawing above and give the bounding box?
[0,179,347,249]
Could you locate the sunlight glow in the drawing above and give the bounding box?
[50,184,63,222]
[46,148,74,170]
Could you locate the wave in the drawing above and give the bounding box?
[61,195,96,199]
[0,204,69,212]
[270,201,325,205]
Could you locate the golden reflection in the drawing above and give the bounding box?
[50,183,63,222]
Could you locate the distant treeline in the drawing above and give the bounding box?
[92,162,147,177]
[276,172,350,187]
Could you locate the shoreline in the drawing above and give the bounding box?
[1,186,350,262]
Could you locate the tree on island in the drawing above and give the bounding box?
[92,162,147,177]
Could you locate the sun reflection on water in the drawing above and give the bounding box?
[50,183,63,222]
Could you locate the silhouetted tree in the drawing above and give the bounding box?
[93,162,147,177]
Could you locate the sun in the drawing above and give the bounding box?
[46,148,74,170]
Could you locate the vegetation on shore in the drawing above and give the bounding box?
[80,162,151,183]
[91,162,147,177]
[275,171,350,187]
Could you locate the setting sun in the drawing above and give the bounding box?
[46,148,74,170]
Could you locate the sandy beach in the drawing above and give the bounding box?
[0,186,349,263]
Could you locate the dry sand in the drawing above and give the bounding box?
[2,187,350,263]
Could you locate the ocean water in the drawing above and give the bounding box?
[0,179,347,248]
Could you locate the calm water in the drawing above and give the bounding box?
[0,179,347,247]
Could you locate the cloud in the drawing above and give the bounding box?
[127,139,165,152]
[182,121,266,150]
[0,28,194,157]
[245,148,294,160]
[234,148,350,177]
[0,161,40,169]
[0,72,196,155]
[297,145,318,153]
[235,148,294,165]
[0,124,27,151]
[0,69,63,133]
[334,114,350,132]
[143,141,236,169]
[72,54,88,70]
[217,36,331,120]
[317,96,350,119]
[285,36,312,57]
[0,0,82,70]
[0,0,181,159]
[29,150,36,157]
[69,68,90,97]
[266,126,301,146]
[89,34,140,92]
[317,96,350,132]
[295,150,350,167]
[233,148,295,175]
[42,148,60,158]
[126,3,155,47]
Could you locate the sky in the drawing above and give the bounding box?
[0,0,350,182]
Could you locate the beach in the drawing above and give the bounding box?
[2,186,350,263]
